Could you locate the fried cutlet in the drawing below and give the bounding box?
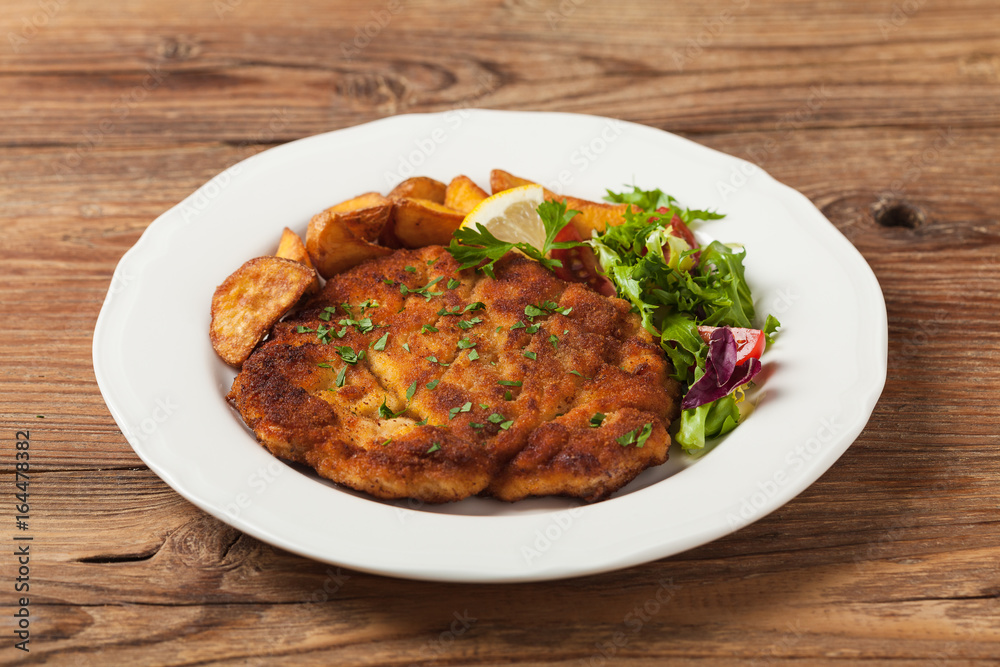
[228,246,682,503]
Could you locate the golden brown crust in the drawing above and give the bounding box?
[228,247,681,503]
[210,256,318,367]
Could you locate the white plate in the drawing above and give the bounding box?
[93,110,887,583]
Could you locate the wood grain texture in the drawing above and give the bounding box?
[1,0,999,664]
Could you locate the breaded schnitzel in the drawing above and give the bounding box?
[228,246,682,503]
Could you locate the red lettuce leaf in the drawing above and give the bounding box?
[681,327,761,410]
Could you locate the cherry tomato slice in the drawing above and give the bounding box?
[654,209,698,249]
[551,225,617,296]
[697,326,766,366]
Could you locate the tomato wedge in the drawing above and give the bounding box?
[550,225,616,296]
[654,209,698,249]
[697,326,765,366]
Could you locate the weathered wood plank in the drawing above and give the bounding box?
[2,0,999,662]
[0,1,998,148]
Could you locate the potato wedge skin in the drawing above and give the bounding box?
[490,169,539,195]
[276,227,314,266]
[392,197,464,248]
[444,175,488,215]
[306,201,394,278]
[276,227,320,292]
[388,176,447,204]
[490,169,630,238]
[328,192,390,214]
[211,256,317,367]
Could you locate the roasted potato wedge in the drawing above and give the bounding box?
[307,195,394,278]
[211,256,318,367]
[392,197,464,248]
[275,227,319,292]
[388,176,447,204]
[276,227,314,267]
[490,169,538,194]
[444,175,488,215]
[328,191,390,213]
[490,169,631,239]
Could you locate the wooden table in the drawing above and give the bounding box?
[3,0,999,663]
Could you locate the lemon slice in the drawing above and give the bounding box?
[460,184,546,250]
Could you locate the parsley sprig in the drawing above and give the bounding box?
[400,276,445,301]
[446,200,582,278]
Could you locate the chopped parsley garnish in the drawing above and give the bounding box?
[525,324,541,334]
[616,423,653,448]
[372,332,389,351]
[378,381,417,420]
[448,402,472,420]
[470,423,484,429]
[426,379,440,390]
[503,390,513,401]
[427,258,438,266]
[549,334,559,349]
[415,417,429,426]
[297,324,341,344]
[569,370,590,380]
[335,366,347,388]
[426,356,449,367]
[378,398,406,420]
[441,302,485,316]
[467,349,480,361]
[404,265,416,273]
[498,380,522,387]
[511,321,526,330]
[427,443,441,453]
[589,412,605,428]
[500,420,514,430]
[526,301,572,319]
[334,346,363,364]
[318,306,337,321]
[522,350,537,360]
[347,317,375,333]
[479,403,489,410]
[487,413,504,424]
[457,338,476,349]
[402,342,411,352]
[446,200,582,278]
[447,278,461,289]
[400,276,445,301]
[421,324,439,334]
[458,317,482,330]
[380,438,392,447]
